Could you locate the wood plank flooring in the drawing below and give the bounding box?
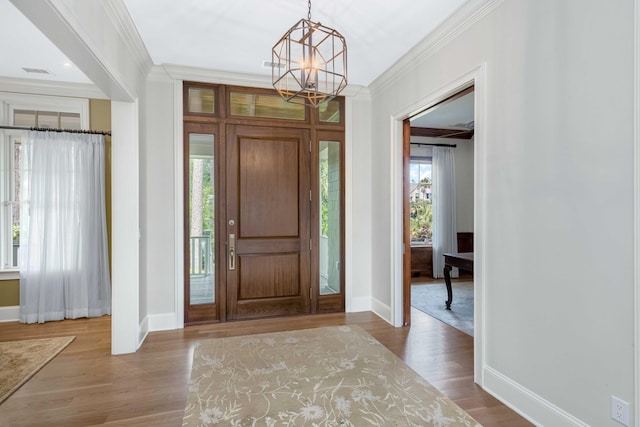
[0,309,533,426]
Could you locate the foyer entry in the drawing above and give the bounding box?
[183,83,344,325]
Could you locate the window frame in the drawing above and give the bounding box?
[0,93,89,278]
[409,155,433,247]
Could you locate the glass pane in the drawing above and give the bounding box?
[189,133,215,305]
[230,92,305,121]
[319,99,340,123]
[60,112,81,129]
[319,140,340,295]
[10,203,20,268]
[13,110,36,127]
[11,141,22,268]
[409,160,432,245]
[188,87,215,114]
[37,111,59,129]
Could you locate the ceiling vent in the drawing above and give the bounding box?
[262,60,284,70]
[22,67,51,75]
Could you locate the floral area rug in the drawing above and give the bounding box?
[0,336,75,404]
[182,325,481,426]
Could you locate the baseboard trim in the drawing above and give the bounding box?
[148,312,179,331]
[0,305,19,322]
[370,297,392,325]
[347,296,371,313]
[137,316,149,350]
[483,366,589,427]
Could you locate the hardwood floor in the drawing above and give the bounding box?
[0,309,533,426]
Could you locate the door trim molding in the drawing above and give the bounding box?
[174,79,185,329]
[390,63,487,385]
[634,0,640,424]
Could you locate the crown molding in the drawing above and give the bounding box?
[102,0,155,78]
[369,0,504,96]
[160,64,368,98]
[51,0,154,97]
[12,0,153,101]
[147,65,173,83]
[162,64,273,89]
[0,76,107,99]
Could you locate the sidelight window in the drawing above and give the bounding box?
[319,140,341,295]
[188,133,215,305]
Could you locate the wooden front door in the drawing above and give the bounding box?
[225,125,311,320]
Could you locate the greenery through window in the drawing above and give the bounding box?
[319,141,340,295]
[320,160,328,236]
[410,158,432,245]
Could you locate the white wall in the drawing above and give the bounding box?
[369,0,635,426]
[455,137,474,233]
[142,75,179,329]
[346,92,373,312]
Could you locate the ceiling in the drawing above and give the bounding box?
[411,91,474,131]
[0,0,473,131]
[0,0,91,83]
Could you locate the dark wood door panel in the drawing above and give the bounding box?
[238,253,301,299]
[226,125,311,320]
[239,138,300,238]
[232,296,311,319]
[235,239,303,253]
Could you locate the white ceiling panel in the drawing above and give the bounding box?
[122,0,468,86]
[0,0,91,83]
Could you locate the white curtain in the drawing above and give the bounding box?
[432,146,458,279]
[19,131,111,323]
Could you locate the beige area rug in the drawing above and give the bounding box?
[183,325,481,426]
[0,336,75,404]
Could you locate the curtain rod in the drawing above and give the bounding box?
[410,142,456,148]
[0,125,111,136]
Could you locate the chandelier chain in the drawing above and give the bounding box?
[307,0,311,20]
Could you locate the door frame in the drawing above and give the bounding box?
[402,85,475,327]
[176,82,346,326]
[391,64,487,385]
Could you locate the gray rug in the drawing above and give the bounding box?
[411,282,474,336]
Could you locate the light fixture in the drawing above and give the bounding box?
[272,0,347,107]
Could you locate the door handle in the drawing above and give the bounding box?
[228,233,236,270]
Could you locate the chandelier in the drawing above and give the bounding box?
[272,0,347,107]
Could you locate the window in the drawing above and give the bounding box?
[230,91,305,121]
[319,140,341,295]
[409,157,432,246]
[0,93,88,274]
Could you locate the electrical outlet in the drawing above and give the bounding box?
[611,395,630,426]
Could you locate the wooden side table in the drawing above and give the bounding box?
[443,252,474,310]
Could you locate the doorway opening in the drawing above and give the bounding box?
[405,86,475,337]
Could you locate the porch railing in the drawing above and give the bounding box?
[190,235,213,276]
